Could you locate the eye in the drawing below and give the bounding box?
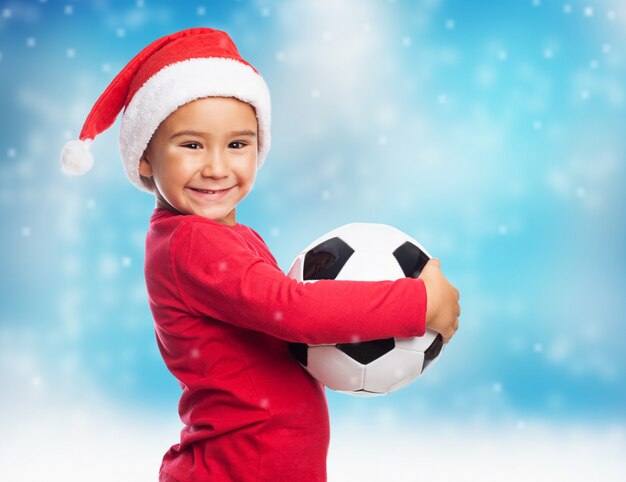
[183,142,202,150]
[229,141,247,149]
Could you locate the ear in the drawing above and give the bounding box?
[138,150,153,177]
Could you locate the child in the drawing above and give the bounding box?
[61,27,460,482]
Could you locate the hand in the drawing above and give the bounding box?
[418,258,460,343]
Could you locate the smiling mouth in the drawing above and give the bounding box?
[189,186,234,194]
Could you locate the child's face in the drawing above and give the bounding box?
[139,96,258,225]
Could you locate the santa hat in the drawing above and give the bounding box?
[60,27,271,192]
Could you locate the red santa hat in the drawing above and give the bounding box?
[60,27,271,192]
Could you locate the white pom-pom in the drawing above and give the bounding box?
[61,139,94,175]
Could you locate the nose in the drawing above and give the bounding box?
[200,149,229,178]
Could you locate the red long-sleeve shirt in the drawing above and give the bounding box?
[144,208,427,482]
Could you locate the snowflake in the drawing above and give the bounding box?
[492,382,502,393]
[259,397,270,408]
[116,28,126,38]
[402,36,411,47]
[260,7,270,17]
[563,4,572,14]
[498,50,508,61]
[445,19,455,30]
[7,147,16,157]
[190,348,200,359]
[584,6,593,17]
[66,48,76,59]
[273,311,284,321]
[122,257,132,268]
[64,5,73,15]
[197,6,206,16]
[26,37,36,48]
[218,261,228,271]
[22,226,32,237]
[2,8,11,18]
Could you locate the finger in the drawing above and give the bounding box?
[453,318,459,331]
[456,303,461,317]
[428,258,441,268]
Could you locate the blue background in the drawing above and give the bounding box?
[1,0,625,480]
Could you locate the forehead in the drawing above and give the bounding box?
[164,96,257,128]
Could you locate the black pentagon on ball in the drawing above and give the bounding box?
[337,337,395,365]
[289,342,308,366]
[392,241,430,278]
[303,237,355,280]
[422,333,444,372]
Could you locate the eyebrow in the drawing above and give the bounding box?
[169,129,257,140]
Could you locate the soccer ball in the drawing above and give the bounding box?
[287,223,444,396]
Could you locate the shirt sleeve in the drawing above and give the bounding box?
[169,219,427,345]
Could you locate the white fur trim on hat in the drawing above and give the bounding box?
[119,57,271,192]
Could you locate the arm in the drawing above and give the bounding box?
[170,220,427,345]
